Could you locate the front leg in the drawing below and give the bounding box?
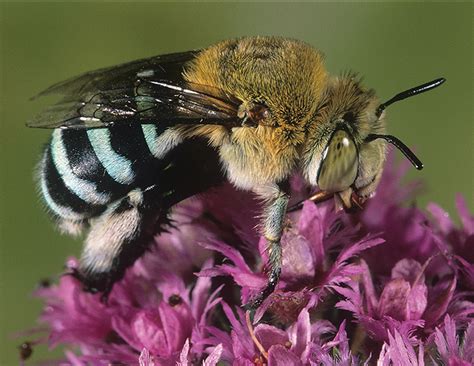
[245,182,290,309]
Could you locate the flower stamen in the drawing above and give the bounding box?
[245,311,269,360]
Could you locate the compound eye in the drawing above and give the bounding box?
[317,129,359,192]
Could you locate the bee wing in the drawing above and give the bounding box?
[28,51,242,129]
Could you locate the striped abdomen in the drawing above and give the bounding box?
[39,123,224,226]
[39,123,224,293]
[39,124,165,224]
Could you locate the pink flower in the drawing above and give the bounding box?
[376,315,474,366]
[428,195,474,291]
[177,339,223,366]
[377,330,425,366]
[355,156,441,278]
[432,315,474,365]
[206,303,359,365]
[22,152,473,365]
[33,199,225,365]
[199,200,383,323]
[335,255,472,344]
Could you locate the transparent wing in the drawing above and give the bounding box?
[28,51,242,129]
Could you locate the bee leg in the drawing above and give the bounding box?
[77,187,163,298]
[245,183,290,310]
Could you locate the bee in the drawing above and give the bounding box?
[29,36,445,309]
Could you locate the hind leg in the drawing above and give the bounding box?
[76,187,164,297]
[57,219,87,236]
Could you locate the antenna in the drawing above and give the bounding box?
[366,134,423,170]
[376,78,446,117]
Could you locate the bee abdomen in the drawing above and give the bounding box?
[39,124,160,222]
[39,145,107,221]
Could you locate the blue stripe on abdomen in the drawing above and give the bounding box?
[108,125,159,188]
[141,124,183,159]
[51,129,112,205]
[41,125,179,221]
[61,129,129,199]
[40,146,106,220]
[87,128,135,185]
[39,151,85,221]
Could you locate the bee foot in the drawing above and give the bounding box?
[69,269,114,302]
[243,294,265,311]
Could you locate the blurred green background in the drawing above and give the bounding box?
[0,2,472,365]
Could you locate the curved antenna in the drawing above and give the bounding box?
[376,78,446,117]
[366,134,423,170]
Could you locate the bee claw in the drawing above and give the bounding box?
[243,297,262,311]
[67,268,113,303]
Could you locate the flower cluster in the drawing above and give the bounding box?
[23,155,473,365]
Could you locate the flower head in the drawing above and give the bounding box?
[376,315,474,366]
[334,256,464,344]
[23,153,473,365]
[33,201,225,365]
[200,200,384,323]
[432,315,474,365]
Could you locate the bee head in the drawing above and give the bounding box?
[302,76,445,206]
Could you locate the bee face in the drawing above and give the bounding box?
[302,76,386,204]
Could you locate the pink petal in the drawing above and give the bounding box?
[221,302,254,359]
[463,321,474,361]
[191,259,214,320]
[297,201,324,268]
[203,344,223,366]
[139,348,156,366]
[423,277,457,327]
[360,259,379,314]
[254,324,288,350]
[427,202,454,235]
[442,315,459,358]
[337,236,385,264]
[456,194,474,235]
[387,330,421,366]
[448,359,472,366]
[378,278,411,321]
[159,302,193,354]
[281,232,314,280]
[268,345,302,366]
[407,283,428,320]
[65,350,86,366]
[112,313,143,352]
[288,308,311,357]
[199,240,252,273]
[132,310,168,355]
[311,320,337,340]
[391,259,424,285]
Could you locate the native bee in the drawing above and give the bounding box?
[29,36,445,309]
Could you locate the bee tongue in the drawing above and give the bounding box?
[287,190,333,212]
[335,188,364,213]
[335,188,352,212]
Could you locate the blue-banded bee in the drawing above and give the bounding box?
[29,36,445,309]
